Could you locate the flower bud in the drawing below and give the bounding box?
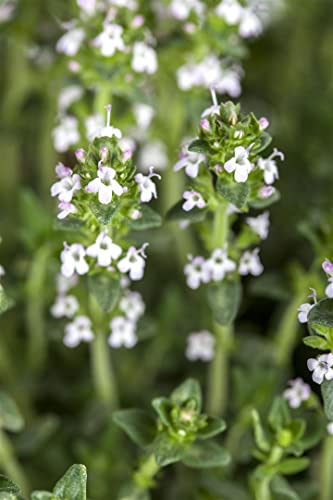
[75,148,86,163]
[220,101,239,125]
[100,146,109,163]
[259,117,270,131]
[200,118,210,132]
[259,186,275,198]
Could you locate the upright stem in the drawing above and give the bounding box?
[320,435,333,500]
[133,453,160,492]
[207,201,230,415]
[0,429,30,497]
[89,297,118,408]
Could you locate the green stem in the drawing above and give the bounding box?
[0,429,30,497]
[207,201,230,415]
[90,328,118,409]
[133,454,160,492]
[320,435,333,500]
[252,474,272,500]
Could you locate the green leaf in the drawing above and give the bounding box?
[271,476,300,500]
[274,457,310,475]
[31,493,56,500]
[88,274,121,313]
[321,379,333,420]
[197,417,227,440]
[53,465,87,500]
[54,217,85,232]
[308,299,333,337]
[302,335,328,350]
[89,200,120,225]
[112,409,156,449]
[0,286,14,315]
[188,139,209,154]
[0,476,20,494]
[170,379,202,412]
[182,441,231,468]
[153,433,186,467]
[128,205,162,231]
[249,189,280,209]
[151,398,173,427]
[166,200,207,223]
[216,178,249,209]
[0,392,24,432]
[206,280,241,325]
[251,132,272,154]
[251,409,271,453]
[0,494,21,500]
[268,397,290,432]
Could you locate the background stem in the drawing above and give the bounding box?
[90,329,118,408]
[0,429,29,497]
[320,435,333,500]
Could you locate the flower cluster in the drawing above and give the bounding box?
[108,290,145,348]
[185,330,215,361]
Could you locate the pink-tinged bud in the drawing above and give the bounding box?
[131,15,144,28]
[75,148,86,163]
[100,147,109,163]
[130,209,142,220]
[323,259,333,275]
[184,22,196,34]
[200,118,210,132]
[123,149,133,161]
[214,164,223,173]
[259,117,269,131]
[259,186,275,198]
[68,60,81,73]
[122,186,129,194]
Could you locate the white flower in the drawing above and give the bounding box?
[132,42,158,74]
[307,353,333,385]
[56,27,85,56]
[326,278,333,298]
[64,315,94,348]
[176,62,200,90]
[327,422,333,435]
[184,255,210,289]
[246,211,270,240]
[108,316,137,348]
[119,291,145,321]
[117,244,148,281]
[133,103,155,129]
[85,113,104,141]
[50,295,79,318]
[239,248,263,276]
[258,149,285,185]
[186,331,215,362]
[95,104,122,139]
[86,166,123,205]
[215,0,243,24]
[86,232,122,267]
[224,146,253,183]
[283,378,311,408]
[205,248,236,281]
[77,0,96,16]
[0,0,16,23]
[174,147,205,178]
[215,67,242,98]
[93,24,126,57]
[51,173,81,203]
[55,162,72,179]
[56,273,78,295]
[58,85,83,112]
[169,0,204,20]
[0,265,5,279]
[182,190,206,212]
[139,141,168,172]
[57,201,77,220]
[239,8,263,38]
[297,303,314,324]
[135,167,161,203]
[61,243,89,278]
[52,115,80,152]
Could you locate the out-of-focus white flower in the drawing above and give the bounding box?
[169,0,204,20]
[215,0,243,24]
[0,0,16,23]
[182,190,206,212]
[93,23,126,57]
[327,422,333,435]
[0,265,5,279]
[139,141,168,171]
[51,173,81,203]
[108,316,137,348]
[132,42,158,74]
[174,146,205,178]
[85,113,104,141]
[52,116,80,152]
[86,232,122,267]
[205,248,236,281]
[50,295,79,318]
[186,330,215,361]
[77,0,96,16]
[246,211,270,240]
[64,315,94,347]
[56,27,85,56]
[283,378,311,408]
[133,103,155,129]
[184,255,210,290]
[61,243,89,278]
[57,201,77,220]
[58,85,83,112]
[239,248,263,276]
[258,149,285,185]
[119,291,145,321]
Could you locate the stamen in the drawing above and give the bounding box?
[210,87,218,107]
[105,104,112,127]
